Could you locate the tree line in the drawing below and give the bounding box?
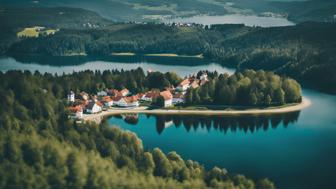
[0,70,276,189]
[185,70,302,106]
[4,22,336,94]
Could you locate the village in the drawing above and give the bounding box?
[67,72,209,120]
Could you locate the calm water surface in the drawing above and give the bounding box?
[167,14,295,27]
[0,56,234,76]
[108,90,336,189]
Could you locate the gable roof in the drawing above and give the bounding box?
[124,95,139,103]
[112,96,123,102]
[179,79,190,87]
[102,96,113,102]
[160,90,173,101]
[145,90,160,98]
[120,88,129,94]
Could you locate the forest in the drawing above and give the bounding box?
[185,70,302,106]
[0,70,277,189]
[1,7,335,94]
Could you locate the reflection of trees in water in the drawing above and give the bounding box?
[112,114,139,125]
[151,111,301,135]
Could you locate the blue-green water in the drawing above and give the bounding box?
[108,90,336,189]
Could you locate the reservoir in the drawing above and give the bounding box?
[107,89,336,189]
[1,56,335,189]
[166,14,295,27]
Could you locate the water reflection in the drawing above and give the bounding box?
[112,111,301,135]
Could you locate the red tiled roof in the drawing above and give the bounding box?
[109,89,122,97]
[124,95,139,103]
[179,79,190,86]
[160,90,173,101]
[103,96,113,102]
[120,88,129,94]
[68,105,83,113]
[112,96,123,101]
[145,90,160,98]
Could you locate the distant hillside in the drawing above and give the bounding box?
[1,0,335,23]
[0,7,112,56]
[0,6,112,29]
[1,7,336,94]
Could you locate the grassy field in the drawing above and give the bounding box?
[17,27,40,38]
[17,27,58,38]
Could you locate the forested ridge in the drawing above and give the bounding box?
[0,70,276,189]
[185,70,301,106]
[1,7,335,94]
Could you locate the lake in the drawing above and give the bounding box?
[108,89,336,189]
[0,56,234,77]
[167,14,295,27]
[1,56,336,189]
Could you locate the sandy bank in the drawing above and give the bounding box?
[82,98,311,124]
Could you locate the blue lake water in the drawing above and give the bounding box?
[108,89,336,189]
[166,14,295,27]
[0,56,234,77]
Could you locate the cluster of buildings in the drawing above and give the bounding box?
[67,72,208,119]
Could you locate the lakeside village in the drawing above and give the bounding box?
[67,72,209,120]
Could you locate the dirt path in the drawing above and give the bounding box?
[83,98,312,124]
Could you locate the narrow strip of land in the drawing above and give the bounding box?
[83,98,311,124]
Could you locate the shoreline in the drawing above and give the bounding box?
[82,97,312,124]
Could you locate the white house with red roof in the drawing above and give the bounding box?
[102,96,113,107]
[176,79,191,92]
[120,88,130,97]
[160,90,173,107]
[115,96,139,107]
[141,90,160,102]
[85,101,102,114]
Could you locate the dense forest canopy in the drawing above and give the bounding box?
[1,7,335,94]
[0,70,276,189]
[185,70,301,106]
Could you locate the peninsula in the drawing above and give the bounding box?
[65,69,304,123]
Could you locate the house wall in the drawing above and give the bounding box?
[87,104,102,114]
[173,98,184,104]
[164,99,173,107]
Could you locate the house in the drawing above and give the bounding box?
[111,96,123,106]
[160,90,173,107]
[176,79,191,91]
[172,93,185,104]
[97,90,108,96]
[141,90,160,102]
[108,89,121,96]
[79,92,89,101]
[67,91,75,102]
[68,105,83,119]
[102,96,113,107]
[120,88,130,96]
[116,96,139,107]
[190,80,200,89]
[200,72,208,81]
[199,72,208,85]
[85,101,102,114]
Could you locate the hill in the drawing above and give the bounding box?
[1,0,336,23]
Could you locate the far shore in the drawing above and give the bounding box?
[82,97,311,124]
[110,52,204,58]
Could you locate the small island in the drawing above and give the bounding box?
[64,69,308,123]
